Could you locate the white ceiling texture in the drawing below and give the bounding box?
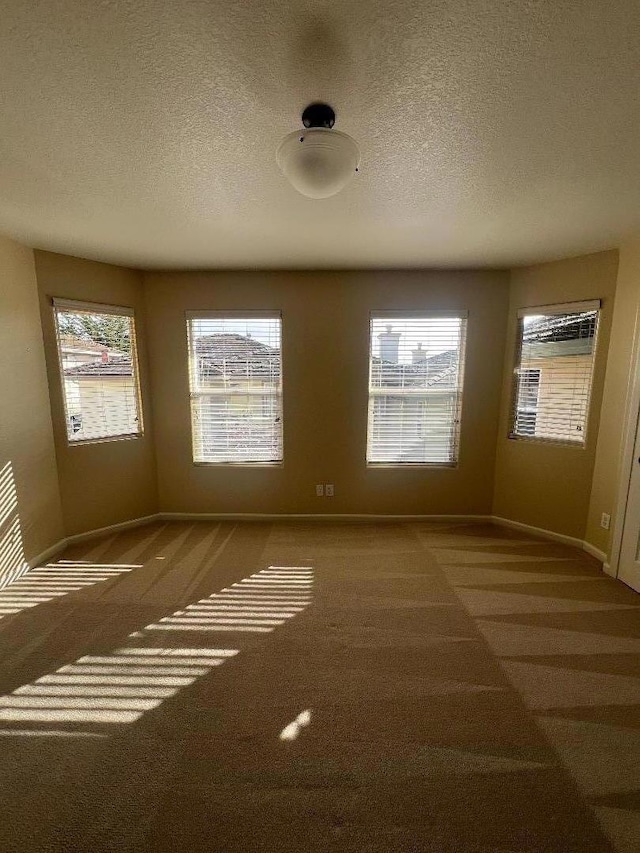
[0,0,639,270]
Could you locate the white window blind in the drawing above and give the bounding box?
[510,302,600,444]
[366,313,467,465]
[187,312,283,463]
[53,299,143,443]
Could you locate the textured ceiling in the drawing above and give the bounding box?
[0,0,639,270]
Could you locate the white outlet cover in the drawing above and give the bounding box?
[315,484,324,497]
[325,484,334,497]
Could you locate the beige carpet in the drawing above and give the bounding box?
[0,520,638,852]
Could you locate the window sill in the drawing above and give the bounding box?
[193,461,284,468]
[508,434,586,449]
[366,462,458,469]
[67,432,143,447]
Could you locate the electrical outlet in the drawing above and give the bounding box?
[325,484,334,497]
[600,512,611,530]
[315,484,324,497]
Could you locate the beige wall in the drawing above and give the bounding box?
[586,236,640,556]
[0,236,63,584]
[5,242,628,542]
[143,270,509,515]
[35,251,158,536]
[493,250,619,539]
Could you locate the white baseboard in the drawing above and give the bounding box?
[26,513,160,568]
[28,539,69,569]
[159,511,493,522]
[582,541,608,564]
[491,515,608,565]
[25,511,610,571]
[491,515,584,549]
[64,514,159,546]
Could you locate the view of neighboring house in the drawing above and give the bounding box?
[58,334,125,370]
[192,333,282,460]
[61,335,138,440]
[368,325,463,463]
[195,333,281,386]
[514,311,597,442]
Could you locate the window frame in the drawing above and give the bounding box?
[186,310,284,467]
[52,298,144,447]
[508,300,601,447]
[366,310,468,468]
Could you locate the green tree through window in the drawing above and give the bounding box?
[57,312,131,354]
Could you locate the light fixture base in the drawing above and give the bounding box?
[302,103,335,129]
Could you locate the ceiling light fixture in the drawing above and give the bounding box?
[276,103,360,199]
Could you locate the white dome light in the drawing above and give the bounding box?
[276,104,360,199]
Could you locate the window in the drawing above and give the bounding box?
[53,299,143,443]
[187,312,283,463]
[509,300,600,445]
[366,313,467,465]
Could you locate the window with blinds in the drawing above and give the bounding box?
[366,313,467,465]
[53,299,143,443]
[509,301,600,445]
[187,312,283,463]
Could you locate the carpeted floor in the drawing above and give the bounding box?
[0,520,638,852]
